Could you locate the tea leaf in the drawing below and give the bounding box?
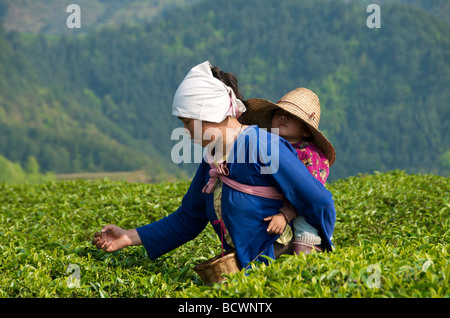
[0,171,448,297]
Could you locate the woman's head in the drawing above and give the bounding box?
[172,61,246,124]
[173,61,247,149]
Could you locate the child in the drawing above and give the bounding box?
[239,87,336,255]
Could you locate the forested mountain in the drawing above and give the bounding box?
[1,0,449,35]
[0,0,449,182]
[382,0,450,24]
[1,0,202,35]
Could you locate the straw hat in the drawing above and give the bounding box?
[239,87,336,166]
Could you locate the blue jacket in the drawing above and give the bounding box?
[136,126,336,269]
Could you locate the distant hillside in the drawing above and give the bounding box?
[1,0,449,36]
[0,23,187,182]
[384,0,450,24]
[0,0,449,182]
[0,0,202,35]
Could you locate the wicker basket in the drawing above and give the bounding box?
[193,249,240,285]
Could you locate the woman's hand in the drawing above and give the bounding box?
[91,224,141,252]
[264,213,287,235]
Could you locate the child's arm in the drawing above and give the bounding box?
[264,213,288,235]
[279,203,298,222]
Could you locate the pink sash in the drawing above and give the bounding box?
[201,155,284,200]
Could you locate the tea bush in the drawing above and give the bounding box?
[0,171,448,298]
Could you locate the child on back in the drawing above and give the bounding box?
[240,87,336,255]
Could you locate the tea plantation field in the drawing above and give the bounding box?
[0,171,448,298]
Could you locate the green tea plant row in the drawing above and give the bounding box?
[0,170,448,297]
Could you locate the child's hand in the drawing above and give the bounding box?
[264,213,287,235]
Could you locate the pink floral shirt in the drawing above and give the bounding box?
[291,141,329,185]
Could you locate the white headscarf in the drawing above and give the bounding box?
[172,61,246,123]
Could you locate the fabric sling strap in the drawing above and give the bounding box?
[201,156,284,200]
[202,154,285,260]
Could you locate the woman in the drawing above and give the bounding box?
[92,61,336,269]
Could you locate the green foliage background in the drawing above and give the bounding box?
[0,0,449,182]
[0,0,448,300]
[0,171,448,297]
